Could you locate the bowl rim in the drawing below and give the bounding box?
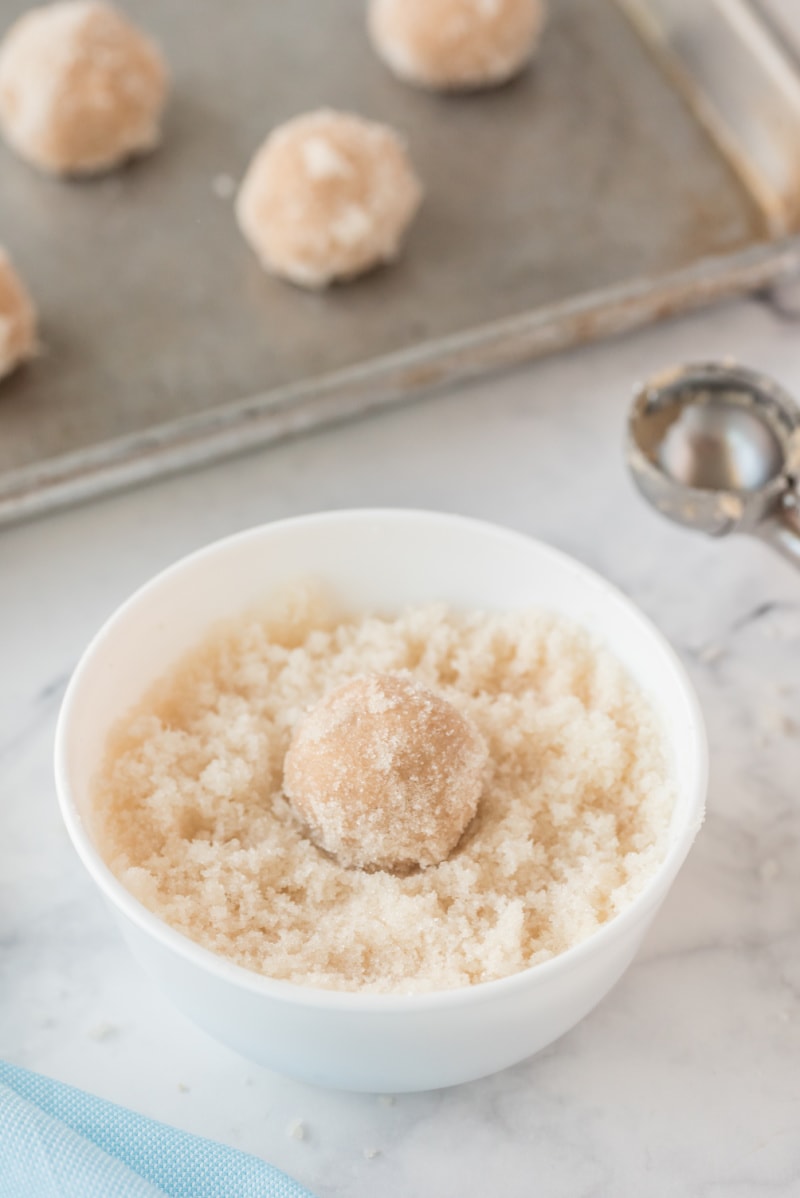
[55,508,708,1013]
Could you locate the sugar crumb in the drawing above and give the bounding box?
[212,173,236,199]
[87,1021,118,1042]
[363,1147,381,1160]
[177,1082,190,1093]
[287,1119,307,1141]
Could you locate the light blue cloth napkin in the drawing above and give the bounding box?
[0,1060,315,1198]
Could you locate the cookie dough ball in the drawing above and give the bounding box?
[0,1,168,175]
[236,109,422,288]
[284,673,487,872]
[0,250,37,381]
[368,0,546,91]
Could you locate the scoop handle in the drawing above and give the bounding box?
[756,491,800,570]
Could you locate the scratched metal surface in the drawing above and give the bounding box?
[0,0,790,521]
[757,0,800,63]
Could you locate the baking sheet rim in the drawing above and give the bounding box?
[3,236,798,527]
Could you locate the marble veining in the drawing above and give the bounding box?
[1,294,799,1197]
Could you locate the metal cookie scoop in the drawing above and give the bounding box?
[627,362,800,569]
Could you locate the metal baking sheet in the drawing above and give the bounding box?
[1,0,800,524]
[756,0,800,64]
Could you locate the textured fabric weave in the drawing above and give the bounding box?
[0,1061,314,1198]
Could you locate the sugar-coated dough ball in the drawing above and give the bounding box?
[0,250,37,381]
[0,1,168,175]
[369,0,546,91]
[236,109,422,288]
[284,673,487,872]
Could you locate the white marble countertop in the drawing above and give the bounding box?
[2,291,800,1197]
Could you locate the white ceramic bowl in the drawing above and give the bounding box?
[55,510,707,1092]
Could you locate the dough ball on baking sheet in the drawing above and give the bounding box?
[236,109,422,289]
[0,1,168,175]
[0,249,37,382]
[369,0,546,91]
